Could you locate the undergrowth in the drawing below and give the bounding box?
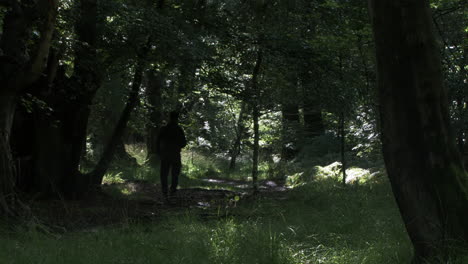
[7,147,460,263]
[1,174,416,263]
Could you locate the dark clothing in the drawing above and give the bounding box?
[160,159,181,195]
[157,122,187,162]
[156,122,186,195]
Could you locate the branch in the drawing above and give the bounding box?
[22,0,58,88]
[88,57,147,184]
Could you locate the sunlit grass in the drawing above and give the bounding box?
[125,143,148,165]
[14,148,421,263]
[1,173,417,264]
[286,161,384,188]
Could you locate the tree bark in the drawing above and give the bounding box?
[281,74,301,161]
[303,102,324,138]
[0,94,17,215]
[88,57,146,186]
[0,0,58,213]
[146,70,164,164]
[18,0,101,198]
[252,103,260,193]
[301,71,324,139]
[369,0,468,261]
[339,111,346,185]
[250,50,262,193]
[114,139,137,165]
[281,103,300,161]
[229,102,247,170]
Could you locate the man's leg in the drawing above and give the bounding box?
[170,160,181,194]
[160,160,170,197]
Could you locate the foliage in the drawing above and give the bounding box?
[2,0,467,260]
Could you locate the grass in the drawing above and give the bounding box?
[1,170,415,263]
[53,146,418,263]
[2,146,422,263]
[6,146,467,263]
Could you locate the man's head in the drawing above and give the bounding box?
[169,111,180,123]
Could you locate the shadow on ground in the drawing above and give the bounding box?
[29,178,287,231]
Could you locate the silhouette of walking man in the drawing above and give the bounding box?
[156,111,187,198]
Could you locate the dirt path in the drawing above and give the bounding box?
[29,178,288,231]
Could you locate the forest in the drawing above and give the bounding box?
[0,0,467,263]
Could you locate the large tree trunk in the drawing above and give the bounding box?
[281,103,300,161]
[369,0,468,261]
[14,0,101,198]
[114,139,137,165]
[11,103,35,193]
[301,71,324,139]
[31,91,92,197]
[146,70,164,164]
[281,74,301,161]
[88,58,146,186]
[0,0,58,214]
[0,94,17,215]
[303,102,324,138]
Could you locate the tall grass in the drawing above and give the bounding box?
[7,144,464,263]
[1,172,418,264]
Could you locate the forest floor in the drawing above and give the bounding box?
[2,164,416,264]
[29,178,287,232]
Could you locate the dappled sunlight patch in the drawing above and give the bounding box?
[285,172,307,187]
[286,161,381,187]
[102,172,126,184]
[314,161,343,179]
[3,171,413,264]
[101,165,159,185]
[125,144,148,165]
[344,167,372,184]
[102,180,159,201]
[105,183,138,197]
[201,178,226,184]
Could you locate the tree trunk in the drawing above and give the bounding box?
[281,103,300,161]
[114,139,137,165]
[0,95,17,215]
[27,73,93,197]
[301,71,324,139]
[11,104,35,193]
[11,0,100,198]
[369,0,468,261]
[464,128,468,169]
[280,73,301,161]
[0,0,58,213]
[88,58,146,185]
[250,50,262,193]
[339,111,346,185]
[32,0,101,197]
[303,102,324,138]
[252,103,260,193]
[146,70,164,164]
[229,102,247,170]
